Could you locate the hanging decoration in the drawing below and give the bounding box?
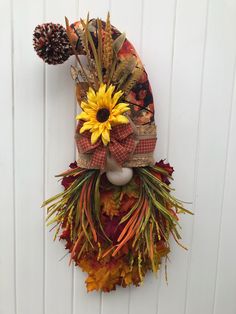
[33,13,191,292]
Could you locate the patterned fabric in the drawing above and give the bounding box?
[76,122,157,169]
[134,138,156,154]
[76,123,136,169]
[69,19,155,126]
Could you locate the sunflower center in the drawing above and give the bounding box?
[96,108,110,122]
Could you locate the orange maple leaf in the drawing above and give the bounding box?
[100,189,120,217]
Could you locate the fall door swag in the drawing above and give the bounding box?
[33,13,191,292]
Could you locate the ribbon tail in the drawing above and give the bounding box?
[90,146,107,169]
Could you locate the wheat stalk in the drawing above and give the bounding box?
[122,67,144,94]
[103,12,113,71]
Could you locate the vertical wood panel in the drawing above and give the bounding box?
[213,62,236,314]
[72,3,110,314]
[100,2,143,314]
[78,0,110,18]
[157,1,209,314]
[128,2,178,314]
[185,0,236,313]
[110,0,143,53]
[142,0,178,161]
[44,62,74,314]
[13,0,45,313]
[44,2,77,314]
[0,1,15,314]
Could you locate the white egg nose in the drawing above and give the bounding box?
[106,168,133,186]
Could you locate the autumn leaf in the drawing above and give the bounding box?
[121,178,139,199]
[100,189,120,217]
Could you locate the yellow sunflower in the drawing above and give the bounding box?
[76,84,130,145]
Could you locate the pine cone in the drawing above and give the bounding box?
[33,23,72,65]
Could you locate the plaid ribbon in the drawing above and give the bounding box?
[76,122,136,169]
[134,138,156,154]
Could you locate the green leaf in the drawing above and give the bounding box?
[113,32,126,54]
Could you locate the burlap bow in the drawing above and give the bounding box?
[76,122,136,169]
